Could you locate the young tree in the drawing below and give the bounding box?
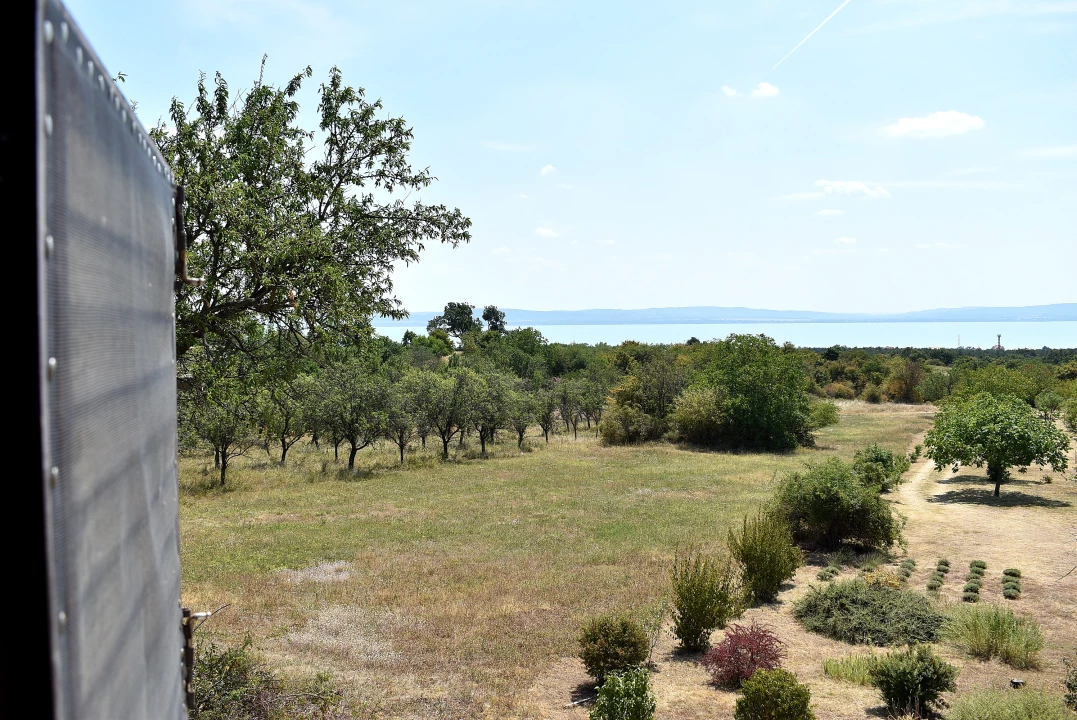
[886,357,925,404]
[317,361,388,469]
[556,377,581,435]
[412,367,480,459]
[925,393,1070,497]
[385,372,420,464]
[506,386,535,449]
[472,372,512,456]
[534,386,558,443]
[156,63,471,360]
[482,305,507,333]
[263,374,315,464]
[179,357,259,487]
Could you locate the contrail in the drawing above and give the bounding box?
[773,0,854,69]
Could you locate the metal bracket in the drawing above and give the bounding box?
[181,608,195,711]
[174,185,204,291]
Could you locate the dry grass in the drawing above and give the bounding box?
[181,402,1075,718]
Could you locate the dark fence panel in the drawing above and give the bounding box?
[40,1,185,717]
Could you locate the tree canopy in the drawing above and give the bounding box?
[925,392,1070,497]
[155,61,470,359]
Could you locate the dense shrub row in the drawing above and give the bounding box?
[792,580,944,646]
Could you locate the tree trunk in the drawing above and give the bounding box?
[219,456,228,487]
[334,441,340,461]
[280,442,289,464]
[399,443,405,464]
[989,461,1004,497]
[348,443,359,469]
[480,430,487,456]
[573,421,578,440]
[214,447,220,468]
[517,429,525,449]
[311,431,319,448]
[544,428,549,443]
[441,436,451,460]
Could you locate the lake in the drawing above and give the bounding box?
[373,321,1077,349]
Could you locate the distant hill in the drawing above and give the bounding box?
[373,303,1077,327]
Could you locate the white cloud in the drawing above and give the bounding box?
[816,179,891,198]
[1018,144,1077,158]
[816,208,844,216]
[534,227,558,237]
[752,82,780,97]
[539,164,557,176]
[598,239,616,245]
[885,111,985,138]
[486,142,534,152]
[835,236,857,244]
[722,85,738,97]
[518,193,528,199]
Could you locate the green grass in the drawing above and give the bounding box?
[943,603,1045,669]
[822,653,881,685]
[179,406,931,716]
[946,688,1072,720]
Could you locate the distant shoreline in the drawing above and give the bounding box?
[373,303,1077,328]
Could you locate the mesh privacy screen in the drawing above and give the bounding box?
[40,1,185,717]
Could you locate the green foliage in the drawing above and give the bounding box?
[792,580,944,646]
[1064,398,1077,432]
[937,559,951,569]
[862,384,885,403]
[869,644,958,718]
[970,560,987,570]
[807,400,841,431]
[1064,652,1077,710]
[157,65,470,360]
[963,581,982,593]
[943,603,1045,669]
[578,616,650,683]
[953,365,1039,405]
[697,334,815,450]
[589,668,656,720]
[669,549,741,650]
[822,653,880,686]
[1035,390,1064,419]
[1002,568,1021,578]
[926,392,1071,497]
[599,396,658,445]
[427,301,483,340]
[773,458,904,550]
[734,668,815,720]
[728,511,804,604]
[852,443,912,491]
[1002,587,1021,600]
[946,689,1073,720]
[962,591,980,603]
[918,370,952,403]
[886,357,925,404]
[670,384,727,445]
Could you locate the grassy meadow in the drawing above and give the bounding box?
[180,402,933,717]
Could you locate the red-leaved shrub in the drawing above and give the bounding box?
[701,622,786,688]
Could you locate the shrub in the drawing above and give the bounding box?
[937,559,951,569]
[193,639,342,720]
[578,615,650,683]
[943,603,1045,669]
[807,400,840,431]
[817,566,839,581]
[963,581,982,593]
[1064,652,1077,710]
[900,559,917,570]
[926,578,942,591]
[793,580,944,646]
[589,667,656,720]
[670,384,727,445]
[1002,568,1021,579]
[1002,580,1020,590]
[728,511,804,604]
[670,549,740,650]
[702,622,786,688]
[862,384,884,403]
[869,644,957,718]
[773,458,904,551]
[853,443,911,492]
[734,668,815,720]
[822,653,880,686]
[824,381,856,399]
[1003,588,1021,600]
[962,591,980,603]
[946,688,1073,720]
[864,568,904,589]
[599,401,658,445]
[970,560,987,570]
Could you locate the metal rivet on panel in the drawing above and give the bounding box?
[75,46,82,65]
[87,60,94,76]
[47,357,57,379]
[45,235,54,257]
[50,467,59,488]
[60,21,69,43]
[44,114,53,135]
[98,75,105,91]
[43,21,54,44]
[58,611,67,630]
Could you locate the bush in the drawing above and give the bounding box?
[864,568,904,589]
[578,615,650,683]
[817,566,839,581]
[862,384,885,403]
[701,622,786,688]
[807,400,840,432]
[773,458,904,550]
[943,603,1045,669]
[1064,652,1077,710]
[193,639,342,720]
[599,401,658,445]
[963,581,982,593]
[900,559,917,570]
[670,549,741,650]
[1003,587,1021,600]
[589,667,656,720]
[728,511,804,604]
[946,688,1073,720]
[824,382,856,399]
[1002,568,1021,578]
[962,591,980,603]
[926,578,942,591]
[937,559,951,569]
[734,668,815,720]
[869,645,958,718]
[822,653,880,686]
[970,560,987,570]
[793,580,944,646]
[853,443,911,492]
[670,385,727,445]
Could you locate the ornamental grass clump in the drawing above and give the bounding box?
[947,688,1072,720]
[943,603,1045,669]
[822,653,881,686]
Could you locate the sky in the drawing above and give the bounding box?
[66,0,1077,315]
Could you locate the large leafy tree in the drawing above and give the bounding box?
[426,301,482,340]
[925,392,1070,497]
[155,61,471,359]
